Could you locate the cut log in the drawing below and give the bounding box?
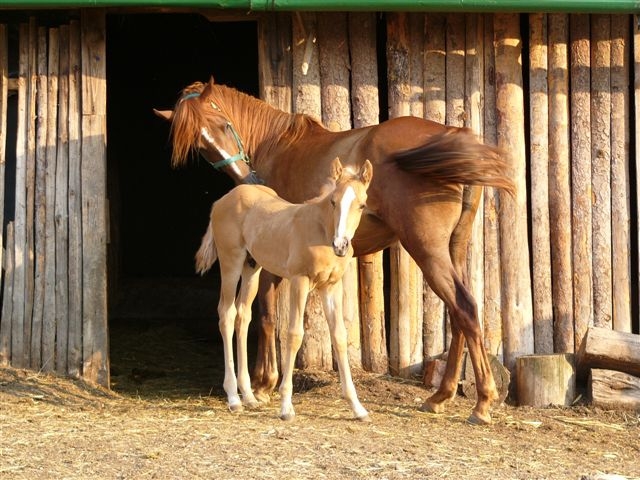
[423,358,448,389]
[516,353,576,407]
[577,326,640,380]
[589,368,640,411]
[462,352,511,404]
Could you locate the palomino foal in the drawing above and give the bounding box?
[196,157,373,421]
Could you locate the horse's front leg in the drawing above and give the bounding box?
[319,281,369,421]
[278,275,310,421]
[251,272,281,403]
[234,264,263,409]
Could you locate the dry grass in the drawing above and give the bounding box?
[1,319,639,480]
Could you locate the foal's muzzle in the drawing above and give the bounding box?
[333,237,350,257]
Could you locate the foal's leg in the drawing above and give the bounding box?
[251,272,282,402]
[319,281,369,421]
[217,256,245,412]
[278,275,310,421]
[234,263,263,408]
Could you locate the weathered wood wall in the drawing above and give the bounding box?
[0,10,637,388]
[0,10,108,386]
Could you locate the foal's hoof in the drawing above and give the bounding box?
[253,391,272,404]
[228,403,244,414]
[467,411,492,425]
[243,400,262,410]
[279,413,295,422]
[356,413,372,423]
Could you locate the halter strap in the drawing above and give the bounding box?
[206,100,252,171]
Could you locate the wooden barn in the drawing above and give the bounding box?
[0,2,639,399]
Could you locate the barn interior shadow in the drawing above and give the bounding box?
[105,13,259,398]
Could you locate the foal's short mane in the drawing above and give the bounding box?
[170,81,322,168]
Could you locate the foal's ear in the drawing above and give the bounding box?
[360,159,373,185]
[329,156,344,181]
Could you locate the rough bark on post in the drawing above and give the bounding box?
[0,24,7,366]
[548,14,574,353]
[493,13,534,372]
[318,12,361,369]
[590,14,612,330]
[482,14,503,358]
[589,369,640,411]
[570,14,593,348]
[349,12,387,373]
[610,15,631,333]
[528,13,553,354]
[290,11,333,370]
[636,16,640,318]
[422,12,446,359]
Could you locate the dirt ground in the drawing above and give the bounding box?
[1,319,639,480]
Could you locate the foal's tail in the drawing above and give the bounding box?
[392,127,516,195]
[195,220,218,275]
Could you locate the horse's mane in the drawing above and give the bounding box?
[169,81,322,168]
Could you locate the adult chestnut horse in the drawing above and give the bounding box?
[154,78,515,424]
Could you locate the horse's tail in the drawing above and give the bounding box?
[392,127,516,196]
[195,219,218,275]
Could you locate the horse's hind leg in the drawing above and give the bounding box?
[234,263,263,408]
[251,272,282,403]
[418,252,498,424]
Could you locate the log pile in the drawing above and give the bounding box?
[577,327,640,411]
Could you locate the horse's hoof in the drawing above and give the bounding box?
[243,400,262,410]
[418,401,445,414]
[253,391,271,404]
[467,412,492,425]
[279,413,295,422]
[228,403,244,414]
[356,413,371,423]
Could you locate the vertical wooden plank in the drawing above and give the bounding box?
[42,27,59,372]
[68,20,83,376]
[81,9,108,386]
[570,14,593,348]
[23,18,38,368]
[386,12,419,378]
[590,14,612,330]
[445,14,465,128]
[464,13,485,338]
[317,12,362,369]
[493,13,534,372]
[258,12,293,369]
[12,23,29,368]
[55,25,70,375]
[635,16,640,332]
[528,13,554,354]
[422,13,447,358]
[349,12,387,373]
[1,225,15,365]
[290,12,332,370]
[0,23,9,365]
[610,15,631,333]
[482,14,503,358]
[548,14,574,352]
[31,25,48,369]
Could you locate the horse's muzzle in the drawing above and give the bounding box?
[333,237,350,257]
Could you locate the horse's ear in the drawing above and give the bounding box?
[209,76,216,86]
[329,156,343,181]
[360,159,373,185]
[153,108,174,122]
[201,78,216,100]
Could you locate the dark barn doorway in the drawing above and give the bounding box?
[106,13,259,394]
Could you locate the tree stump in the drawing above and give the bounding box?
[461,352,511,405]
[516,353,576,407]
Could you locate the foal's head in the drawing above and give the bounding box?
[326,157,373,257]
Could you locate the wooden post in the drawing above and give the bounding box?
[318,12,362,369]
[636,17,640,323]
[42,27,59,372]
[422,13,446,359]
[590,14,612,330]
[528,13,553,354]
[548,14,574,353]
[610,15,632,333]
[0,23,9,365]
[349,12,388,373]
[1,225,15,366]
[81,9,109,387]
[493,13,534,372]
[482,14,503,358]
[570,14,593,349]
[259,12,294,369]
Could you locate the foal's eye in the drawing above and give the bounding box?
[359,204,366,210]
[331,199,336,207]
